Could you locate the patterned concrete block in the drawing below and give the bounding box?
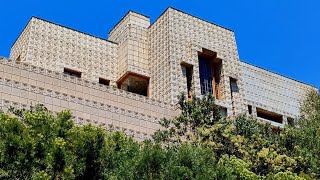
[3,7,317,139]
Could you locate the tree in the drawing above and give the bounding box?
[153,93,221,144]
[0,90,319,179]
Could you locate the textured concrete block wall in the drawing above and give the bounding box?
[164,8,246,114]
[7,7,317,132]
[109,11,150,79]
[10,17,118,84]
[10,19,33,62]
[240,61,316,125]
[0,57,176,139]
[148,10,172,103]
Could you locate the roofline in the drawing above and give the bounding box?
[149,7,234,32]
[11,16,118,49]
[149,7,170,28]
[11,17,33,49]
[33,16,118,44]
[240,60,318,89]
[108,10,150,36]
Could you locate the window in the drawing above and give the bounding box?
[181,63,193,100]
[117,73,149,97]
[99,78,110,86]
[287,117,295,127]
[220,107,228,118]
[256,108,283,123]
[248,105,252,115]
[230,78,239,93]
[199,57,213,95]
[64,68,81,78]
[186,66,193,100]
[198,49,222,99]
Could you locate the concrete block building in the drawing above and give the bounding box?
[1,7,316,139]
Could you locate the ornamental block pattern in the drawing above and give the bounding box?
[5,7,317,138]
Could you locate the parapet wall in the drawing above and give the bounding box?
[10,17,118,84]
[240,61,316,126]
[0,57,177,140]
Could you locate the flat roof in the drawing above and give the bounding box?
[240,60,318,89]
[11,16,118,49]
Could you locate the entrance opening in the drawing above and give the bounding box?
[256,107,283,123]
[198,49,222,99]
[117,72,149,97]
[64,68,81,78]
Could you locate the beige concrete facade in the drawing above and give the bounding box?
[3,7,316,138]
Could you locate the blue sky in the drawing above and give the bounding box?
[0,0,319,88]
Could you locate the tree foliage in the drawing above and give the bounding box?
[0,90,319,179]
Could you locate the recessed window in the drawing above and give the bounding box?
[248,105,252,115]
[230,78,239,93]
[117,73,149,97]
[220,107,228,118]
[287,117,295,127]
[256,107,283,123]
[64,68,81,78]
[181,63,193,100]
[198,49,222,99]
[99,78,110,86]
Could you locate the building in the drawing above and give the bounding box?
[1,7,316,139]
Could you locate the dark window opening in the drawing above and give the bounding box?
[220,107,228,118]
[198,49,222,99]
[99,78,110,86]
[64,68,81,78]
[230,78,239,93]
[212,62,222,99]
[287,117,295,127]
[186,66,193,100]
[181,63,193,101]
[118,73,149,97]
[248,105,252,115]
[199,57,213,95]
[256,108,283,123]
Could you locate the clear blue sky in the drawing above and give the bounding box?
[0,0,319,88]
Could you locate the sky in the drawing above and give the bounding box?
[0,0,319,88]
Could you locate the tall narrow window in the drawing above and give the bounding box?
[212,62,222,99]
[248,105,252,115]
[198,50,222,99]
[182,63,193,100]
[230,78,239,93]
[199,57,213,95]
[64,68,81,78]
[186,66,193,99]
